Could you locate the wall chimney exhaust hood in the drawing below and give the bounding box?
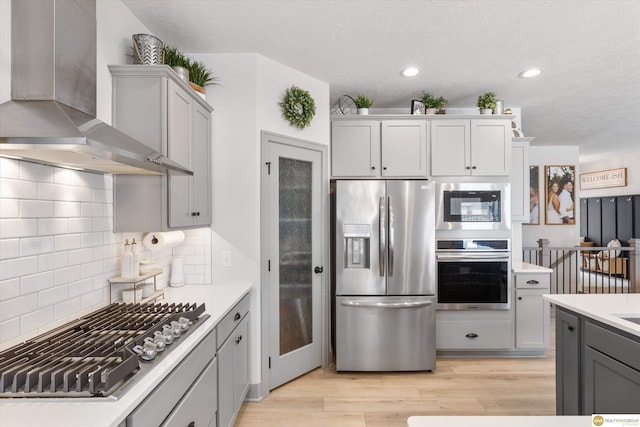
[0,0,192,176]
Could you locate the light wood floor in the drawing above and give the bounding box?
[236,315,556,427]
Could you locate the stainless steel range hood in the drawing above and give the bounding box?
[0,0,192,176]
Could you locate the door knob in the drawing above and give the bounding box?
[314,266,324,274]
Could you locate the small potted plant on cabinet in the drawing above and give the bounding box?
[354,94,374,115]
[421,91,447,115]
[477,92,497,114]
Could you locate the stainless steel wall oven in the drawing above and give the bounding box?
[436,239,511,310]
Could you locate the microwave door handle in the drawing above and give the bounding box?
[388,195,394,276]
[379,196,386,277]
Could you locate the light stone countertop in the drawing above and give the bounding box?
[512,261,553,274]
[0,283,252,427]
[543,293,640,338]
[407,416,591,427]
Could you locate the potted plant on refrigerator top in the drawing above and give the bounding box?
[421,91,447,115]
[477,92,497,114]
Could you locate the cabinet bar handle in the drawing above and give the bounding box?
[465,333,478,339]
[526,279,540,285]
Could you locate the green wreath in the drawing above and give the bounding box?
[279,85,316,129]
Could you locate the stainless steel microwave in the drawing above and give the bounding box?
[436,183,511,231]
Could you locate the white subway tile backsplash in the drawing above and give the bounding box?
[0,218,38,239]
[81,260,103,279]
[20,162,54,183]
[20,306,54,336]
[39,285,69,308]
[0,178,38,199]
[81,172,111,190]
[0,239,20,260]
[0,198,19,218]
[0,256,38,281]
[20,200,54,218]
[92,188,111,203]
[54,266,83,287]
[92,244,118,261]
[68,278,93,298]
[68,248,93,266]
[37,218,69,235]
[81,202,105,218]
[53,296,82,320]
[53,201,81,217]
[0,159,20,179]
[81,288,104,310]
[53,169,80,186]
[0,278,20,301]
[103,257,119,274]
[20,236,54,257]
[81,232,104,248]
[38,182,92,202]
[37,251,68,272]
[54,234,82,251]
[20,271,55,295]
[68,218,93,233]
[93,217,112,232]
[0,293,38,322]
[0,317,20,343]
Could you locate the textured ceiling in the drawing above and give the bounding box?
[121,0,640,160]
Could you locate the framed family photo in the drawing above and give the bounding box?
[526,166,540,225]
[545,165,576,225]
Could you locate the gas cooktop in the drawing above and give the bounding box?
[0,302,207,398]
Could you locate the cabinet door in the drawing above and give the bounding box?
[380,120,427,177]
[168,80,193,228]
[234,315,250,412]
[583,346,640,414]
[331,120,380,177]
[470,119,511,176]
[515,289,549,348]
[510,140,529,221]
[555,308,581,415]
[430,119,469,176]
[217,335,235,427]
[192,103,212,226]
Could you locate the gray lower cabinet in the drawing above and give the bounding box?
[109,65,213,232]
[556,306,640,415]
[217,295,250,427]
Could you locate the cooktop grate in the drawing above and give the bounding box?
[0,302,205,398]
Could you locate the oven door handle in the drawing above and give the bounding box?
[436,253,510,261]
[340,300,432,309]
[379,196,386,277]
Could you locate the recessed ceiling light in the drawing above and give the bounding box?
[401,67,420,77]
[520,68,542,78]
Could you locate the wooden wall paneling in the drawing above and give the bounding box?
[616,196,633,245]
[601,197,617,245]
[586,198,602,246]
[580,198,588,238]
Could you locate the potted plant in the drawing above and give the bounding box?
[353,94,374,115]
[477,92,497,114]
[421,91,447,115]
[163,45,218,95]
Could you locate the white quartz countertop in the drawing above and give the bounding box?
[0,283,252,427]
[512,261,553,274]
[407,416,591,427]
[543,293,640,338]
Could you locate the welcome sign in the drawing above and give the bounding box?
[579,168,627,190]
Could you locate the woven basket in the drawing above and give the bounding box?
[132,34,164,65]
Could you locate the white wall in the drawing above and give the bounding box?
[522,146,580,248]
[189,52,329,391]
[580,152,640,198]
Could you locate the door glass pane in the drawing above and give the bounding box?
[279,157,313,356]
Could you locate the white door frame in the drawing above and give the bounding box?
[259,131,330,398]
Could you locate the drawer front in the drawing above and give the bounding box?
[515,273,550,290]
[437,320,512,350]
[161,358,218,427]
[585,321,640,371]
[217,293,250,349]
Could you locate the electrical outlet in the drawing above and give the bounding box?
[221,250,232,267]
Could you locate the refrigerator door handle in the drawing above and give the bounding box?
[340,300,433,309]
[379,196,386,277]
[388,195,394,277]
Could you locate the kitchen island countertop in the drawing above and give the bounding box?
[0,283,252,427]
[543,293,640,338]
[512,261,552,274]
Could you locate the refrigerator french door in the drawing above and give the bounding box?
[334,180,436,371]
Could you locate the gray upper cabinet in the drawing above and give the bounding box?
[109,65,213,231]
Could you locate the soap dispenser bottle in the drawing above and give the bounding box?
[121,239,134,278]
[131,238,140,276]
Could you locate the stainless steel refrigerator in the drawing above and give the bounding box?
[333,180,436,371]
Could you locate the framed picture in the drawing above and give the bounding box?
[410,99,425,115]
[545,165,576,225]
[579,168,627,190]
[525,166,540,225]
